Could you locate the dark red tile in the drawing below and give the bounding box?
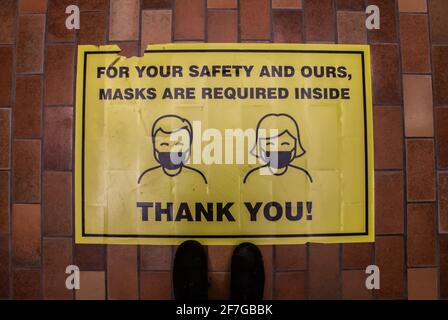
[80,0,108,11]
[208,245,234,271]
[107,245,138,299]
[0,47,13,106]
[74,244,106,270]
[370,45,401,104]
[19,0,47,13]
[43,172,72,236]
[0,109,11,169]
[439,173,448,233]
[47,0,76,42]
[44,107,73,171]
[406,139,436,201]
[367,0,397,43]
[375,171,404,234]
[309,243,340,299]
[259,245,273,299]
[342,243,373,269]
[440,235,448,298]
[174,0,205,40]
[141,10,172,53]
[13,269,41,299]
[12,204,41,267]
[436,107,448,169]
[275,245,307,271]
[274,271,306,299]
[140,245,172,271]
[208,272,230,299]
[240,0,271,41]
[12,140,41,203]
[430,0,448,44]
[337,11,367,44]
[0,172,9,234]
[43,238,73,299]
[140,271,172,299]
[208,0,237,8]
[143,0,172,9]
[375,236,405,299]
[0,236,10,298]
[407,203,437,267]
[16,15,45,73]
[400,14,431,73]
[273,11,303,43]
[373,106,403,169]
[45,45,75,105]
[304,0,335,42]
[408,268,438,300]
[207,10,238,43]
[113,41,139,58]
[336,0,364,10]
[14,76,42,138]
[79,11,107,45]
[342,270,372,300]
[0,0,16,44]
[109,0,140,41]
[432,46,448,105]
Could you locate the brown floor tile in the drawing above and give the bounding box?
[407,203,437,267]
[375,236,405,299]
[337,11,367,44]
[44,107,73,171]
[373,106,403,169]
[400,14,431,73]
[140,271,172,299]
[0,47,13,107]
[375,171,404,235]
[208,272,230,299]
[240,0,271,41]
[367,0,397,43]
[13,269,41,299]
[12,204,41,267]
[79,11,107,45]
[370,45,401,105]
[80,0,109,11]
[342,243,373,269]
[440,235,448,298]
[76,271,106,300]
[12,140,41,203]
[304,0,335,42]
[48,0,76,42]
[45,45,75,106]
[0,236,10,298]
[174,0,205,40]
[430,0,448,44]
[140,245,172,270]
[308,243,340,299]
[439,173,448,233]
[20,0,47,13]
[207,10,238,43]
[403,75,433,137]
[342,270,372,300]
[0,172,9,234]
[0,109,11,169]
[272,0,301,9]
[0,0,16,44]
[398,0,427,12]
[336,0,364,10]
[406,139,436,201]
[43,238,73,299]
[436,107,448,169]
[74,244,106,270]
[275,244,307,271]
[207,245,234,271]
[109,0,140,41]
[16,15,45,74]
[259,245,273,299]
[408,268,438,299]
[43,171,72,236]
[273,10,303,43]
[141,10,172,53]
[14,76,42,139]
[432,46,448,105]
[207,0,237,8]
[274,271,306,299]
[107,245,138,299]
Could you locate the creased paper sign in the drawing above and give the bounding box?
[75,43,374,245]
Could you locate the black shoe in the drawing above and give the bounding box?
[173,240,208,300]
[230,242,265,300]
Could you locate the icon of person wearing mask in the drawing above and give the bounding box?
[243,113,313,184]
[138,114,207,184]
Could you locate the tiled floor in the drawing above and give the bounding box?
[0,0,447,300]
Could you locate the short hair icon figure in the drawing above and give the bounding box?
[137,114,207,184]
[243,113,313,184]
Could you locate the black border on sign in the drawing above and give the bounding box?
[81,49,369,239]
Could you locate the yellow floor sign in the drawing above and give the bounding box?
[75,43,374,245]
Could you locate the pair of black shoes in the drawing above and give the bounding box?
[173,241,265,300]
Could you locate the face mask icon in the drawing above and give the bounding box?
[156,151,187,170]
[265,150,294,169]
